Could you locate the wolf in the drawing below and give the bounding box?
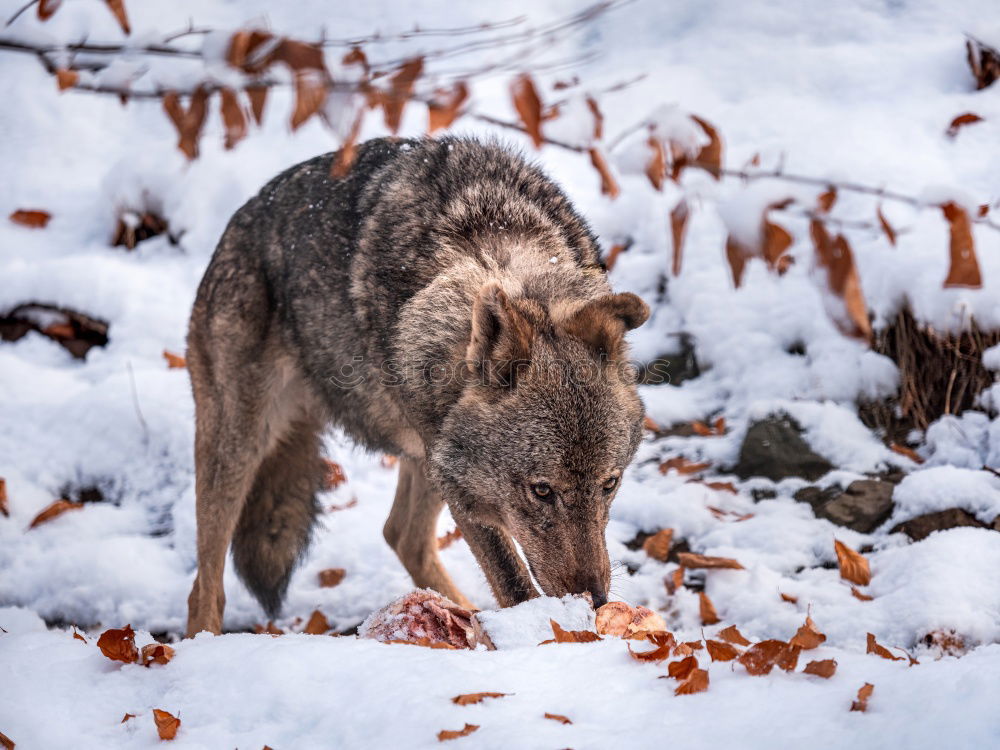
[185,137,649,636]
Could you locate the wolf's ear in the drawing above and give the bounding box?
[560,292,649,360]
[466,282,538,387]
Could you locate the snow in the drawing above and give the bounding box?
[2,0,1000,746]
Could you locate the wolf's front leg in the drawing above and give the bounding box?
[384,457,475,609]
[452,516,538,608]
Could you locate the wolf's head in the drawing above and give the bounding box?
[430,282,649,607]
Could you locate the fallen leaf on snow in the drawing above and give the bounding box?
[0,730,13,750]
[452,692,508,706]
[851,586,873,602]
[850,683,874,712]
[303,610,330,635]
[780,592,799,604]
[9,209,51,228]
[666,655,698,680]
[717,625,751,646]
[318,568,346,588]
[97,625,139,664]
[706,639,741,661]
[674,667,710,696]
[255,622,283,635]
[541,619,601,645]
[438,724,479,742]
[162,350,186,369]
[437,527,463,550]
[642,528,673,562]
[889,443,923,464]
[866,632,904,662]
[737,640,800,675]
[789,616,826,650]
[543,712,572,724]
[658,457,712,475]
[699,592,720,625]
[141,643,175,667]
[945,112,984,138]
[0,478,8,517]
[121,713,136,723]
[627,631,676,662]
[28,499,83,529]
[153,709,180,740]
[678,552,744,570]
[803,659,837,678]
[322,460,347,490]
[834,539,871,586]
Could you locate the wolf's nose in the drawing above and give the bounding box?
[590,590,608,609]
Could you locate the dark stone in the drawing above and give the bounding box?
[752,487,778,501]
[635,334,700,386]
[814,479,895,533]
[732,414,834,482]
[891,508,986,541]
[794,485,842,511]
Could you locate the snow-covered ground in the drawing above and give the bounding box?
[2,0,1000,747]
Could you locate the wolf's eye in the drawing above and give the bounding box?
[531,482,552,500]
[602,476,618,492]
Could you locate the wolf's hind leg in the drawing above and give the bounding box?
[383,457,475,609]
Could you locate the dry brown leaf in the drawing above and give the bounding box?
[674,668,710,696]
[588,147,620,199]
[889,443,923,464]
[243,88,267,129]
[162,350,186,369]
[585,96,603,141]
[255,621,283,635]
[703,483,740,496]
[677,553,744,571]
[604,242,629,271]
[877,205,897,247]
[37,0,61,20]
[427,81,469,133]
[543,712,572,725]
[97,625,139,664]
[162,87,209,160]
[658,457,712,475]
[725,236,748,288]
[851,586,874,602]
[642,528,673,562]
[627,631,676,662]
[141,643,175,667]
[817,187,838,213]
[762,220,793,270]
[780,592,798,604]
[9,209,51,229]
[834,539,871,586]
[382,57,424,134]
[670,199,690,276]
[866,632,904,661]
[541,619,601,645]
[103,0,130,34]
[72,629,86,643]
[666,654,698,680]
[290,73,327,131]
[226,29,274,73]
[0,478,7,518]
[121,713,136,723]
[437,527,463,550]
[303,610,330,635]
[665,567,685,595]
[941,202,982,288]
[381,454,399,469]
[438,724,478,742]
[318,568,346,588]
[690,115,722,178]
[850,683,874,712]
[706,639,741,662]
[219,88,247,149]
[804,658,837,678]
[153,709,180,740]
[645,136,667,191]
[28,499,83,529]
[330,108,365,179]
[717,624,751,646]
[946,112,984,138]
[322,460,347,490]
[789,615,826,650]
[0,730,13,750]
[699,592,720,625]
[738,639,800,675]
[511,74,543,148]
[55,69,79,91]
[810,221,871,340]
[451,692,508,706]
[388,637,458,650]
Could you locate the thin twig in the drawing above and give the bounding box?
[126,361,149,444]
[4,0,37,27]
